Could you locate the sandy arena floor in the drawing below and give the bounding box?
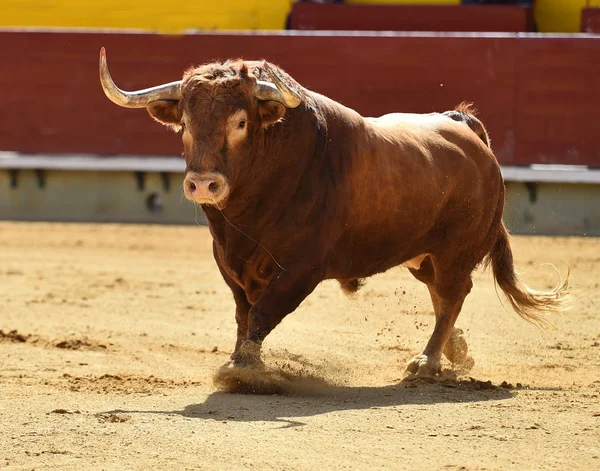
[0,221,599,470]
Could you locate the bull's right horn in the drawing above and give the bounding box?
[99,47,182,108]
[254,61,302,109]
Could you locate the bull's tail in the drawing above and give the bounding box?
[444,102,491,148]
[487,223,571,326]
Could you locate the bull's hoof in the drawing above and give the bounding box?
[223,357,264,370]
[229,340,263,367]
[221,357,260,370]
[404,354,441,377]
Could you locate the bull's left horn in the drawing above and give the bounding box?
[99,47,182,108]
[254,61,302,109]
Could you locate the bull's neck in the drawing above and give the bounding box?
[222,99,330,216]
[204,91,366,243]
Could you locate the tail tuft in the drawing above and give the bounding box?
[339,278,366,296]
[454,101,478,115]
[487,224,571,327]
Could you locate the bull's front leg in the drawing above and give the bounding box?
[230,265,326,367]
[213,244,253,361]
[230,288,253,359]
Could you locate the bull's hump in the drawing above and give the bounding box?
[367,112,450,129]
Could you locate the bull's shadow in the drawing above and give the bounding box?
[108,377,515,428]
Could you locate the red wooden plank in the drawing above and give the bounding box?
[514,37,600,166]
[289,4,535,33]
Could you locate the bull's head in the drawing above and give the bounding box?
[99,47,302,208]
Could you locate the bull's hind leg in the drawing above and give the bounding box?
[406,260,473,376]
[424,283,471,367]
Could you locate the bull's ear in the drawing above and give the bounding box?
[147,100,182,131]
[258,101,286,128]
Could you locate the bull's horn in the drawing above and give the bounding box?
[254,61,302,109]
[99,47,182,108]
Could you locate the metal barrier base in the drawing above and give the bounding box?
[1,154,599,235]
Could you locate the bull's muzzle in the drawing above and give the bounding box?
[183,172,230,206]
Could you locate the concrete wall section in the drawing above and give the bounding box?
[504,181,600,236]
[1,167,598,235]
[0,169,203,224]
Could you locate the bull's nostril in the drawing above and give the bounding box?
[208,181,219,193]
[188,181,197,192]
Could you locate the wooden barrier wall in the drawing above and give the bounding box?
[346,0,459,4]
[289,4,535,33]
[582,8,600,33]
[0,30,598,166]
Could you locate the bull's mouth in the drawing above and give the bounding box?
[184,191,231,210]
[187,194,230,210]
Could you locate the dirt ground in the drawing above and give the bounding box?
[0,221,599,470]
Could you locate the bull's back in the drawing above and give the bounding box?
[359,112,499,219]
[327,112,503,279]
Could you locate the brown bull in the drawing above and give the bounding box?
[99,48,569,378]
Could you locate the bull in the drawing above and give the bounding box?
[99,48,569,378]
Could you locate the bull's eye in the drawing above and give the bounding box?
[238,120,246,129]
